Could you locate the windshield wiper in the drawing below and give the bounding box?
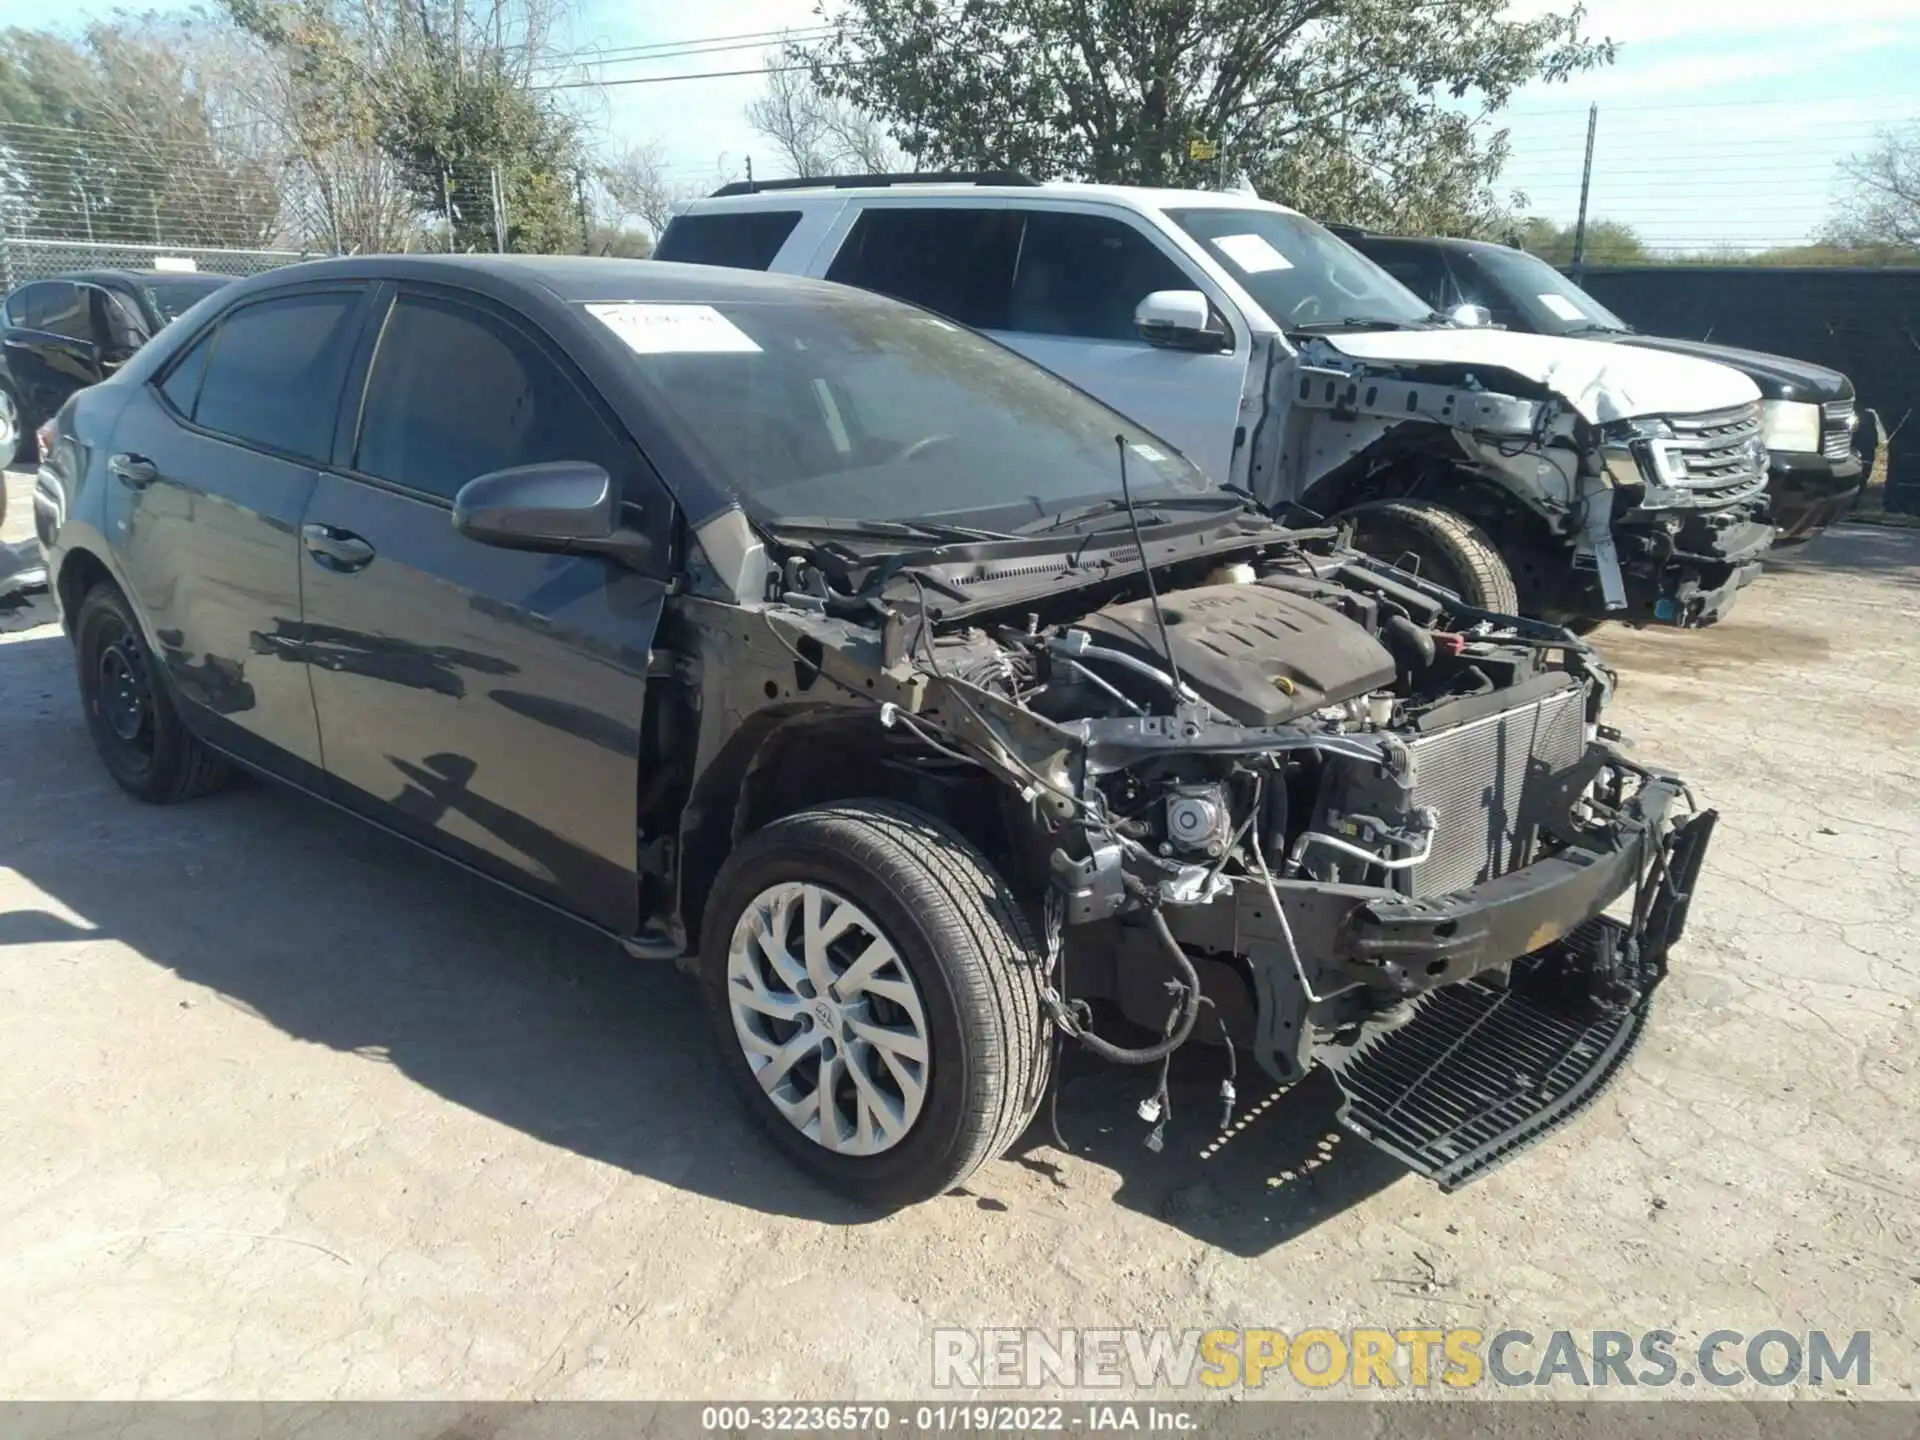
[1290,316,1423,334]
[1564,322,1630,337]
[769,516,1020,544]
[1015,492,1245,536]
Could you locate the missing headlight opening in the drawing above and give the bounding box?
[682,500,1716,1201]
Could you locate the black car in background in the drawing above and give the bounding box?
[1,269,232,465]
[1334,229,1870,544]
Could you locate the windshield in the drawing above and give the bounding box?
[1467,247,1630,336]
[591,292,1218,532]
[141,274,232,324]
[1166,208,1435,332]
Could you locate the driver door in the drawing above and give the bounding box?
[301,283,674,935]
[985,208,1249,483]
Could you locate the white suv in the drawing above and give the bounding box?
[658,177,1776,630]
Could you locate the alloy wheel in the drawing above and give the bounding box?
[725,881,931,1156]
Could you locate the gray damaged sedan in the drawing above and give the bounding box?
[33,257,1716,1205]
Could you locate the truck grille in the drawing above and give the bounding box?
[1822,400,1857,463]
[1664,402,1768,499]
[1403,682,1588,897]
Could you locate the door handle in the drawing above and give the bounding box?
[108,452,157,488]
[302,523,376,572]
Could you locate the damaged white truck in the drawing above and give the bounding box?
[662,177,1776,630]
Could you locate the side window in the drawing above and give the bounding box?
[654,211,802,270]
[1006,211,1196,342]
[190,290,363,461]
[1450,256,1519,327]
[0,283,42,328]
[355,293,628,503]
[1365,244,1451,311]
[825,207,1021,329]
[157,331,213,417]
[23,282,89,340]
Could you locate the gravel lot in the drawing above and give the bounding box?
[2,464,1916,1400]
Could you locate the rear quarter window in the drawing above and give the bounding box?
[654,211,803,270]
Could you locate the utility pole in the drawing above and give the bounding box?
[576,170,590,255]
[1570,104,1598,280]
[442,167,456,252]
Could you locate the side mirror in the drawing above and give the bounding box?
[453,462,650,565]
[1447,303,1494,329]
[1135,289,1229,353]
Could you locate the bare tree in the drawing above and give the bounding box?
[596,139,691,238]
[1828,124,1920,252]
[745,41,905,178]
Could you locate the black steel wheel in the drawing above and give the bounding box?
[75,581,232,803]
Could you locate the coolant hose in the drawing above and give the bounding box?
[1065,910,1204,1066]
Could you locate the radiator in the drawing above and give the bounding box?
[1402,681,1589,897]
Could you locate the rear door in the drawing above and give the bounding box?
[299,284,672,934]
[106,282,373,777]
[4,281,102,429]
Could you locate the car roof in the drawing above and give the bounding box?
[227,253,866,307]
[679,181,1303,219]
[1342,231,1507,256]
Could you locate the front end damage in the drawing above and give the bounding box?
[1255,336,1774,628]
[701,514,1714,1189]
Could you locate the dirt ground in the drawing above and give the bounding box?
[2,464,1916,1401]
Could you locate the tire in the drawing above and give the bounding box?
[700,800,1051,1208]
[1345,500,1521,616]
[0,382,25,468]
[74,581,232,803]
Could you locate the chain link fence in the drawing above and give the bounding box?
[0,236,328,292]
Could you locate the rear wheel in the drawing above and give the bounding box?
[75,582,232,803]
[700,800,1050,1208]
[1345,500,1521,616]
[0,383,23,466]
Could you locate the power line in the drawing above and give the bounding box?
[535,59,851,93]
[537,25,835,71]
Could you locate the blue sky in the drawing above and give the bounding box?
[6,0,1916,251]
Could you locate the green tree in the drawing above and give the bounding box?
[807,0,1612,233]
[1512,215,1646,266]
[0,13,282,247]
[222,0,587,253]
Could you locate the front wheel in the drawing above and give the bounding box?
[700,800,1050,1208]
[1345,500,1521,616]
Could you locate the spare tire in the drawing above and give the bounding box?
[1344,500,1521,616]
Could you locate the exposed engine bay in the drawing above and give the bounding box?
[668,503,1716,1188]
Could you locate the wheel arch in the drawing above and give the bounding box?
[674,707,1012,956]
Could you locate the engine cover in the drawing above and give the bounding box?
[1075,583,1397,726]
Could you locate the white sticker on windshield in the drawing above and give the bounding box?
[1129,441,1168,463]
[1211,232,1293,273]
[1538,293,1586,322]
[586,302,761,354]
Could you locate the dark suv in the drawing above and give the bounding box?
[35,255,1712,1206]
[1334,230,1869,544]
[0,269,231,465]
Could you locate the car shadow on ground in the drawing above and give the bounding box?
[0,625,1406,1254]
[1766,520,1920,586]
